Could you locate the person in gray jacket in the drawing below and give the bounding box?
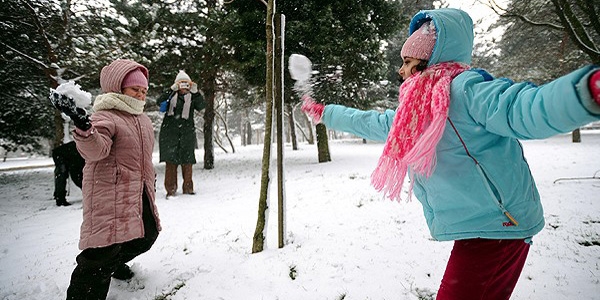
[300,8,600,300]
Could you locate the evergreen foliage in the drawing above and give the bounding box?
[2,0,597,155]
[225,0,405,110]
[0,0,138,153]
[0,0,64,153]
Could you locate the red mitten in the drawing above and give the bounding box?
[590,70,600,105]
[301,95,324,123]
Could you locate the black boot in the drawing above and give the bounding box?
[56,198,72,206]
[111,263,134,280]
[66,265,112,300]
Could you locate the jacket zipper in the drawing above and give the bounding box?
[475,164,519,226]
[447,118,519,226]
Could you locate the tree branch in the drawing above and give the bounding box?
[552,0,600,63]
[582,0,600,41]
[22,0,59,65]
[0,41,48,69]
[484,0,564,30]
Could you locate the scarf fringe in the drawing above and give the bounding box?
[371,155,408,202]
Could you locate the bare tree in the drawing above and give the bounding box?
[252,0,275,254]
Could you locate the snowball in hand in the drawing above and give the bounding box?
[54,81,92,108]
[288,54,312,82]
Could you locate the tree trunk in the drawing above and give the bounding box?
[203,87,216,169]
[572,128,581,143]
[246,121,253,145]
[48,67,63,152]
[214,110,235,153]
[316,124,331,163]
[240,111,247,146]
[27,0,64,152]
[43,32,62,151]
[300,112,315,144]
[287,103,298,150]
[202,0,217,169]
[252,0,275,254]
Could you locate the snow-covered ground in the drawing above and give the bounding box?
[0,132,599,300]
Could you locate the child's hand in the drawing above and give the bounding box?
[301,95,324,124]
[590,70,600,105]
[49,90,91,130]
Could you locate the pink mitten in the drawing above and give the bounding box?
[301,95,325,123]
[590,70,600,105]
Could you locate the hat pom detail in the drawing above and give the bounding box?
[401,21,437,61]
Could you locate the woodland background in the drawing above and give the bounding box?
[1,0,599,163]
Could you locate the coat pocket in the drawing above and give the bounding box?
[91,161,119,184]
[476,163,519,226]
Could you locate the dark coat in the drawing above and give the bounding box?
[158,90,206,164]
[52,141,85,202]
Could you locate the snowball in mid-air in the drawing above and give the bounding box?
[288,54,312,82]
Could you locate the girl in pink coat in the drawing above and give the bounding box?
[50,59,161,300]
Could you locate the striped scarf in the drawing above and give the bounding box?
[371,62,470,201]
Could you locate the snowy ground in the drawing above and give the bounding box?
[0,132,599,300]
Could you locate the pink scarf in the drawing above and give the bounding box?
[371,62,470,201]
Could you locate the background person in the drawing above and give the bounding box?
[51,136,84,206]
[158,70,206,197]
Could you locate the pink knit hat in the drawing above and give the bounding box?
[100,59,149,93]
[401,21,437,61]
[121,68,148,89]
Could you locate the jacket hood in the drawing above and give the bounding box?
[408,8,474,65]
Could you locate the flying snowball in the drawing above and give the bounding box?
[288,54,312,82]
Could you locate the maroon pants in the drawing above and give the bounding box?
[436,238,530,300]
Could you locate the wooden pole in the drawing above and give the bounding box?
[275,13,286,248]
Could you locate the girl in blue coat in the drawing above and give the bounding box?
[300,8,600,300]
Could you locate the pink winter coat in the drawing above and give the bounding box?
[73,106,161,250]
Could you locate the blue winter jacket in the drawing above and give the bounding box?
[321,8,600,241]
